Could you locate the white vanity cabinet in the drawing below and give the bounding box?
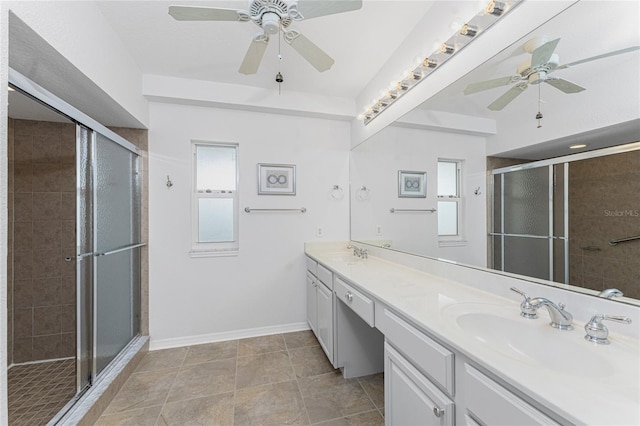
[385,342,454,426]
[305,257,334,364]
[307,250,640,426]
[376,303,455,425]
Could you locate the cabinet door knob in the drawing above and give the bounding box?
[345,291,353,302]
[433,406,444,418]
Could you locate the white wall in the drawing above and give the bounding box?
[148,102,350,348]
[350,125,487,267]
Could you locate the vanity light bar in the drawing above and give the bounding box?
[360,0,520,125]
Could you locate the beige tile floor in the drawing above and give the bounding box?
[96,331,384,425]
[8,358,76,425]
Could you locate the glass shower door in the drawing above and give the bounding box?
[502,166,551,280]
[76,129,142,388]
[93,133,142,375]
[492,163,569,283]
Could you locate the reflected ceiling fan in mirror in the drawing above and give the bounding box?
[463,36,640,111]
[168,0,362,75]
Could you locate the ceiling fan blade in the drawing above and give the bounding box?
[544,78,585,94]
[283,30,334,72]
[554,46,640,70]
[168,5,247,21]
[464,76,519,95]
[239,34,270,75]
[488,83,528,111]
[290,0,362,20]
[531,38,560,69]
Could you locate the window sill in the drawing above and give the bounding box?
[189,249,239,258]
[438,239,468,248]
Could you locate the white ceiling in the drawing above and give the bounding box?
[95,0,436,99]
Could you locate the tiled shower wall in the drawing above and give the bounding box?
[7,118,77,364]
[569,149,640,299]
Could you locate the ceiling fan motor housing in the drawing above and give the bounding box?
[517,53,560,79]
[250,0,292,31]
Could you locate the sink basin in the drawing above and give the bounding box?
[442,303,613,377]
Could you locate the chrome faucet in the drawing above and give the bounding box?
[346,244,368,259]
[584,314,632,344]
[529,297,573,330]
[598,288,623,299]
[510,287,573,330]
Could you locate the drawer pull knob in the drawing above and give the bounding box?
[345,291,353,302]
[433,406,444,418]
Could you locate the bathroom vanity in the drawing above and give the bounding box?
[305,242,640,426]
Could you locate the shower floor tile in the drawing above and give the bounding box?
[8,358,76,426]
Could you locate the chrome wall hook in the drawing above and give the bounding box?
[166,175,173,189]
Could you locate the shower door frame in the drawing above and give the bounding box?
[8,68,145,400]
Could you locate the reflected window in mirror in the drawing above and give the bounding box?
[438,159,464,243]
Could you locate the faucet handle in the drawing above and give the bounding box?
[584,314,632,345]
[510,287,538,319]
[510,287,529,299]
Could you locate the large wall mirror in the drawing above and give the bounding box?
[350,1,639,304]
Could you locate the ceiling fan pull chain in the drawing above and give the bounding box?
[278,27,283,95]
[536,83,543,128]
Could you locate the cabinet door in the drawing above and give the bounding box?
[306,273,317,335]
[385,342,454,426]
[464,365,559,425]
[316,281,334,363]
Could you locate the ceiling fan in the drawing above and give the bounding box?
[168,0,362,75]
[463,36,640,111]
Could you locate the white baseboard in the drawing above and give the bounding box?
[149,322,310,351]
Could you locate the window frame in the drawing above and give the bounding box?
[190,141,239,257]
[437,158,466,245]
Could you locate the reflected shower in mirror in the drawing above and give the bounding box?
[349,1,639,304]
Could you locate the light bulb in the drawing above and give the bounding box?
[486,0,505,16]
[441,43,455,54]
[460,24,478,37]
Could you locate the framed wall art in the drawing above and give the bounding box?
[258,163,296,195]
[398,170,426,198]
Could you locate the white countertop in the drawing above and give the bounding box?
[305,246,640,426]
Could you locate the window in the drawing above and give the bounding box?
[191,142,239,257]
[437,159,463,241]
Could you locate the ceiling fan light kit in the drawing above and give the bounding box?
[168,0,363,75]
[360,0,520,125]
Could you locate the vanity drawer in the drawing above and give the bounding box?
[376,305,454,396]
[305,256,318,276]
[464,364,559,425]
[334,276,375,327]
[317,263,333,288]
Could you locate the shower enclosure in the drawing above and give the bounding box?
[490,144,639,299]
[7,70,144,423]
